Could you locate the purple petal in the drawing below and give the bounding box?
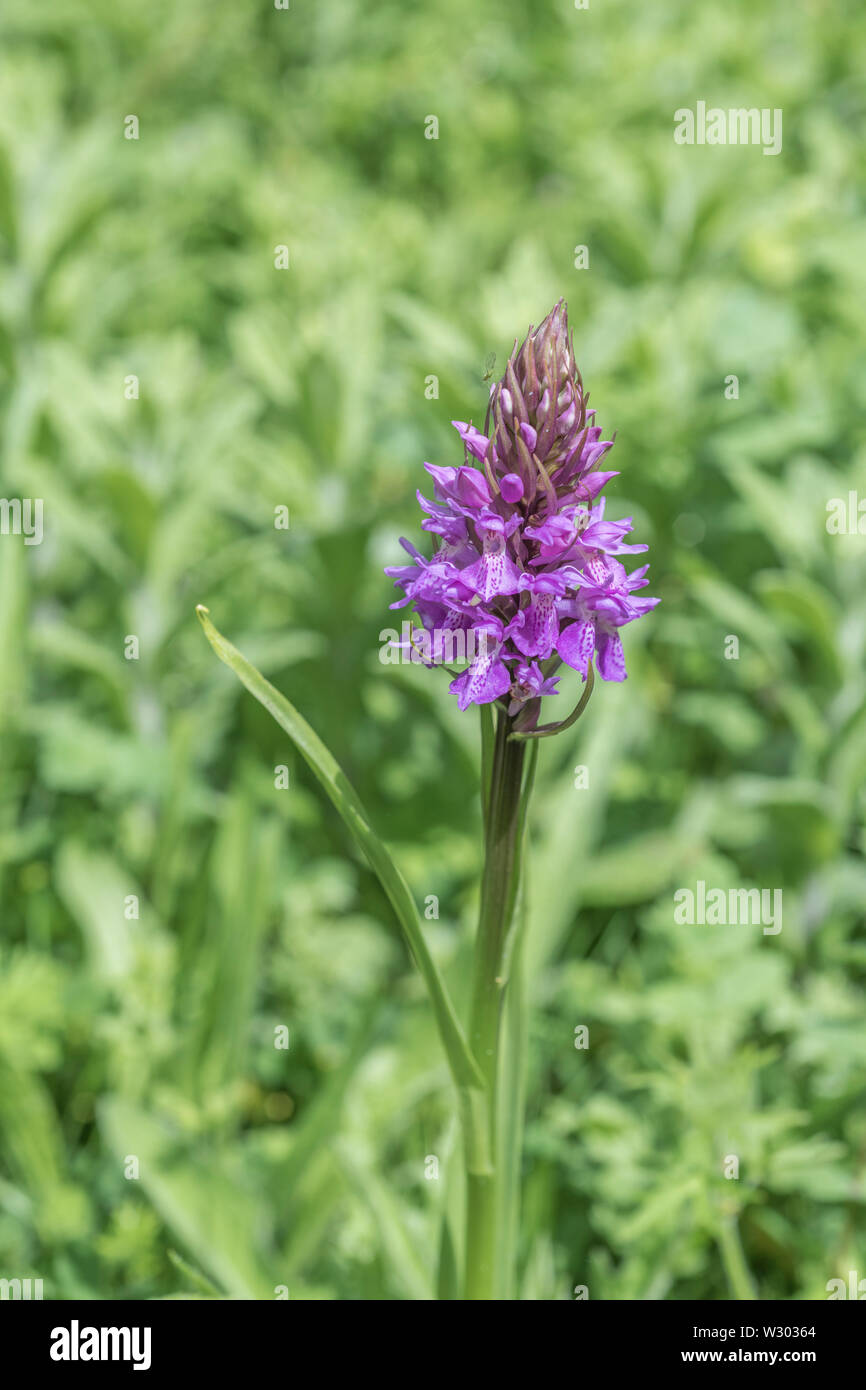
[519,422,538,452]
[500,473,524,504]
[449,655,511,710]
[451,421,490,462]
[556,619,596,677]
[595,629,627,680]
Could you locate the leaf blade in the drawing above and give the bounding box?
[195,605,485,1099]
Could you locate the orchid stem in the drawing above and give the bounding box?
[464,705,531,1300]
[718,1214,757,1301]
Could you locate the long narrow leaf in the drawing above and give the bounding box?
[195,606,484,1102]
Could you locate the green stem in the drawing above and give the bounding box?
[718,1214,757,1300]
[496,816,532,1299]
[464,706,530,1300]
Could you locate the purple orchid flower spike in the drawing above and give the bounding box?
[381,301,659,1299]
[385,299,659,725]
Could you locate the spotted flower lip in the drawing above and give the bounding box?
[386,299,659,713]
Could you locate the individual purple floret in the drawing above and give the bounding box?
[385,300,659,716]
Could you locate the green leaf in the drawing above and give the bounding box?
[99,1098,268,1299]
[194,606,485,1114]
[167,1248,224,1299]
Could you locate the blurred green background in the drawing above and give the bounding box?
[0,0,864,1301]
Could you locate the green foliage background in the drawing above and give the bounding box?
[0,0,864,1300]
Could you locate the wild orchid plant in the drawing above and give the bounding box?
[197,300,657,1300]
